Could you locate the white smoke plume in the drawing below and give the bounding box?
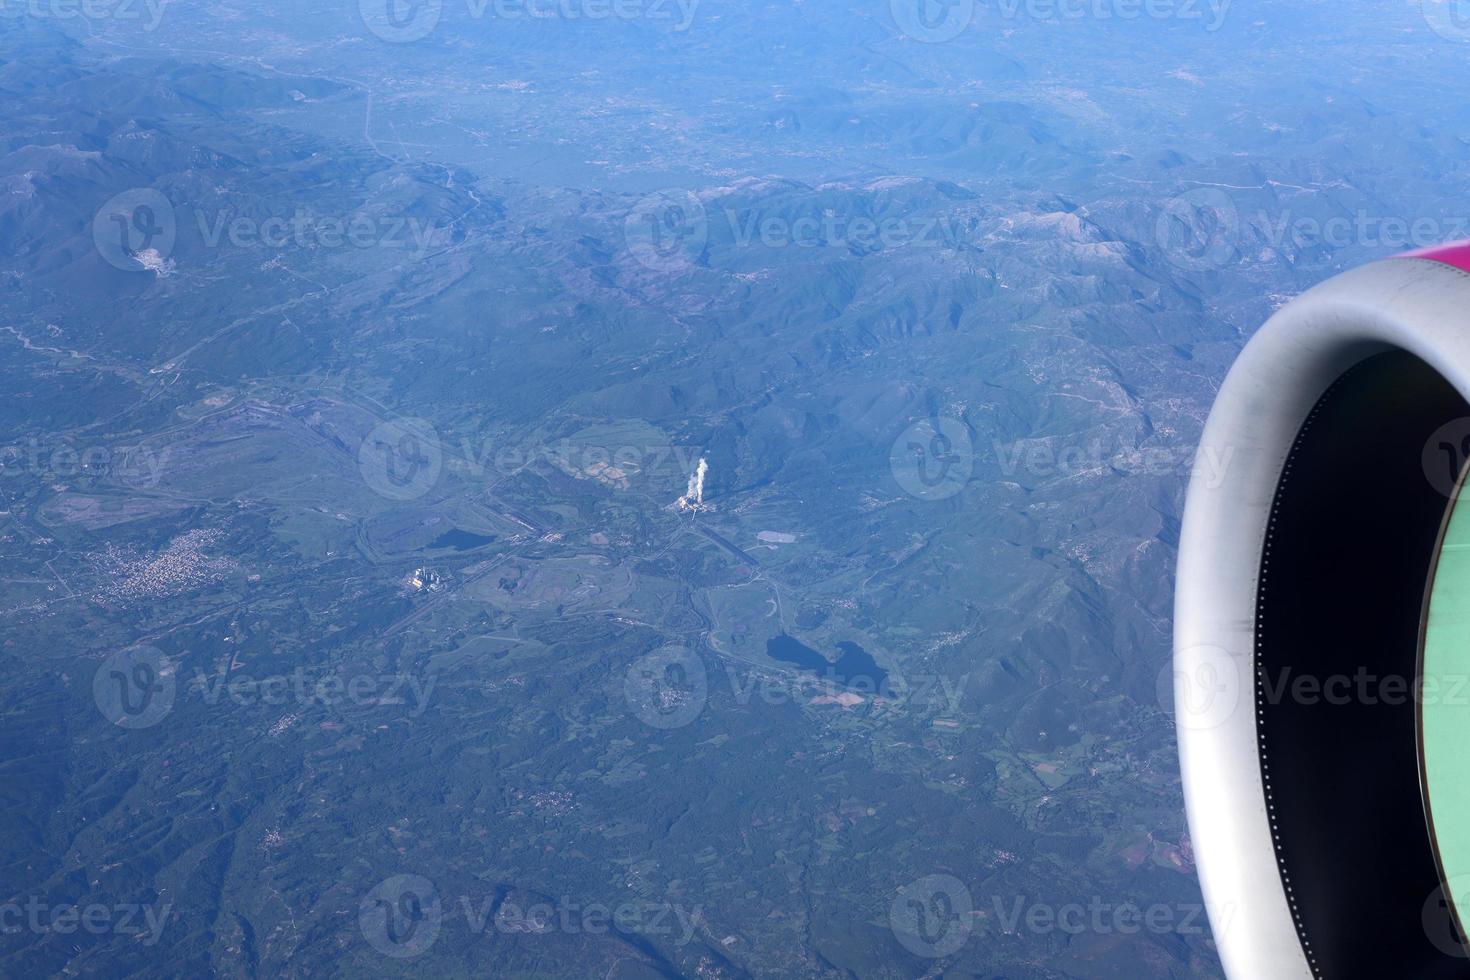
[676,457,708,512]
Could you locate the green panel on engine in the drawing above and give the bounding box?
[1422,484,1470,938]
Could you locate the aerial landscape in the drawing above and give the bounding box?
[4,1,1470,976]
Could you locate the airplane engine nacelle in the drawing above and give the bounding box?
[1176,245,1470,979]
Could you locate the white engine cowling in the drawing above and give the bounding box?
[1176,245,1470,979]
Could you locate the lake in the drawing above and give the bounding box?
[765,634,888,691]
[430,529,497,551]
